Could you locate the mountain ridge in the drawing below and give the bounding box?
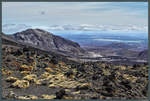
[9,29,85,56]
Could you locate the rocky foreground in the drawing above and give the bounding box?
[2,44,148,100]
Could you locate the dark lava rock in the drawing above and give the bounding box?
[55,89,66,99]
[26,58,34,63]
[105,66,110,69]
[30,51,36,56]
[6,58,11,62]
[92,75,99,80]
[101,91,113,97]
[142,85,148,97]
[120,80,132,90]
[13,50,23,56]
[51,56,58,64]
[76,85,89,90]
[39,55,46,60]
[133,64,140,68]
[105,86,114,93]
[77,65,85,73]
[65,70,74,78]
[71,64,78,68]
[103,77,111,86]
[26,52,30,57]
[23,47,29,53]
[90,96,98,99]
[41,80,49,86]
[39,63,48,68]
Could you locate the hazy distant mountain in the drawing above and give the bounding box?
[138,50,148,60]
[9,29,85,56]
[103,42,135,49]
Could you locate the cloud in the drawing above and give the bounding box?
[2,24,31,34]
[93,38,141,43]
[2,2,148,26]
[2,23,148,34]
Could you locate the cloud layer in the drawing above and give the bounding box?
[2,24,148,34]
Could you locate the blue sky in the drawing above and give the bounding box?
[2,2,148,26]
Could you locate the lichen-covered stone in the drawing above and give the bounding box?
[20,71,31,75]
[20,65,34,71]
[45,67,53,72]
[23,74,37,83]
[2,69,13,75]
[12,80,30,88]
[41,94,56,99]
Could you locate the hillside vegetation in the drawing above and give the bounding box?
[2,44,148,100]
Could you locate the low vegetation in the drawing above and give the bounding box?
[2,45,148,100]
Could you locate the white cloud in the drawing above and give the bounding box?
[2,23,148,34]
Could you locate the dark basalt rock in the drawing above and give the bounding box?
[26,58,34,64]
[101,92,113,97]
[51,56,58,64]
[90,96,98,99]
[76,85,89,90]
[65,70,74,78]
[142,85,148,96]
[105,66,110,69]
[23,47,29,53]
[133,64,140,68]
[11,49,23,56]
[40,63,48,68]
[92,75,99,80]
[120,80,132,90]
[105,86,114,93]
[77,65,85,73]
[6,58,11,62]
[41,80,49,86]
[55,89,66,99]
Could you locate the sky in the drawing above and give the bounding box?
[2,2,148,26]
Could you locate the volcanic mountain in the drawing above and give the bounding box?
[9,29,85,56]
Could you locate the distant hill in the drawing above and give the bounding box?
[138,50,148,60]
[9,29,85,56]
[103,42,135,49]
